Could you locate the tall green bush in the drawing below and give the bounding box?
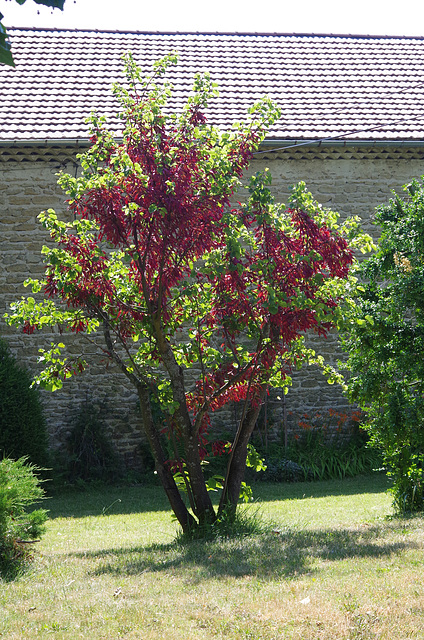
[0,338,49,465]
[340,178,424,513]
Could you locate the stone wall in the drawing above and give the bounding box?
[1,143,423,467]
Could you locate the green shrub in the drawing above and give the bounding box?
[367,388,424,513]
[259,458,307,483]
[0,338,48,466]
[0,457,48,578]
[340,178,424,513]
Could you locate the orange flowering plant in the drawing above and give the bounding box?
[284,408,377,481]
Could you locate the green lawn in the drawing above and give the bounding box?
[1,474,423,639]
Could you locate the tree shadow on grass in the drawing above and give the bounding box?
[72,520,420,582]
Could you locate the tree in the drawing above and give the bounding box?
[6,53,359,533]
[0,0,65,67]
[340,179,424,513]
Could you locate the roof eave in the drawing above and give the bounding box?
[261,138,424,150]
[1,137,424,148]
[0,138,92,147]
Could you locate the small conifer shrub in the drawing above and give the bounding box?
[0,457,48,578]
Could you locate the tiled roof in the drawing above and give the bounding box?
[2,29,424,144]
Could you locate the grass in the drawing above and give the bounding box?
[1,473,424,639]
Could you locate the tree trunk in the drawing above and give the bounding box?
[137,385,196,532]
[152,317,216,525]
[183,430,217,525]
[218,385,268,518]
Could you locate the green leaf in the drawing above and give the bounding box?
[246,444,267,472]
[0,19,14,67]
[33,0,65,9]
[1,1,65,67]
[43,379,63,392]
[239,482,253,503]
[205,475,224,492]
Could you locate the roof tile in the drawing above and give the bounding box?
[1,29,424,142]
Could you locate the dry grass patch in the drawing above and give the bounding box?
[1,476,423,639]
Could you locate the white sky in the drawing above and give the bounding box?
[0,0,423,37]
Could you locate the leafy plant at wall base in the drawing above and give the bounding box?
[265,410,382,482]
[65,401,122,484]
[4,53,371,535]
[340,178,424,513]
[0,457,48,579]
[288,436,382,482]
[0,338,49,466]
